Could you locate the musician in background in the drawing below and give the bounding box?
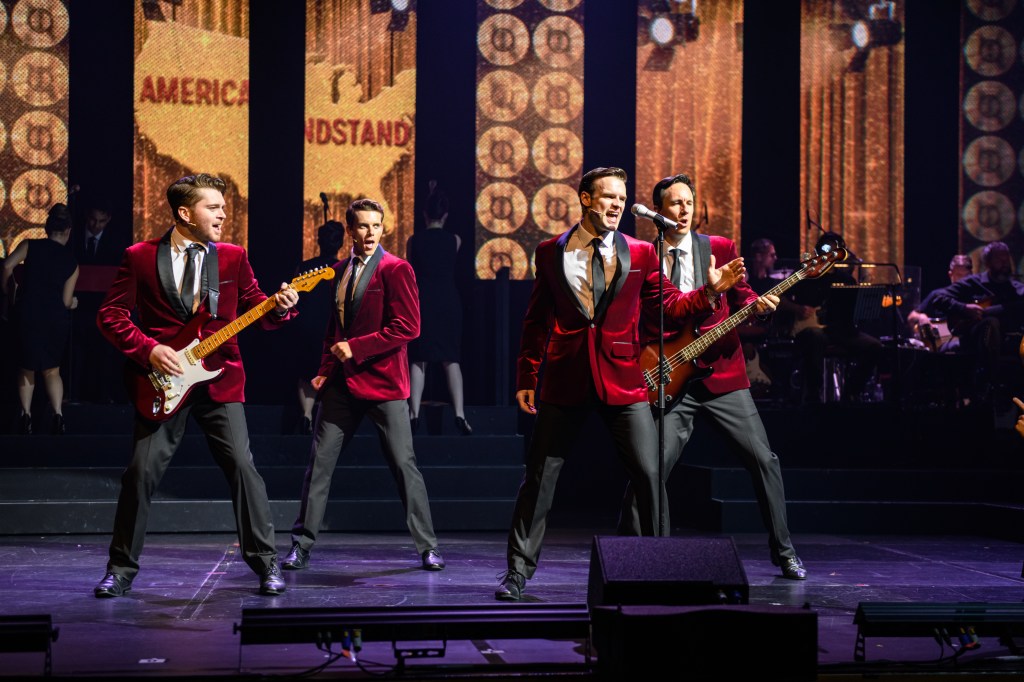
[931,241,1024,405]
[93,173,298,598]
[905,254,972,351]
[617,173,807,580]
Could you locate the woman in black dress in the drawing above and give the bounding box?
[1,204,79,434]
[406,183,471,434]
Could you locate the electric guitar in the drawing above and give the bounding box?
[129,265,335,421]
[641,248,847,409]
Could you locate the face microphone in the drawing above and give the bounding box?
[631,204,678,230]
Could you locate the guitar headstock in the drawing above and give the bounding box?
[800,247,848,279]
[291,265,336,292]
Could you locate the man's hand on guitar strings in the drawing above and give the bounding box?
[755,294,779,315]
[274,282,299,314]
[149,344,183,376]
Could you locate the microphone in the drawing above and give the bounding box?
[319,192,328,205]
[631,204,678,230]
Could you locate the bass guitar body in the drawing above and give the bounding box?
[641,324,712,410]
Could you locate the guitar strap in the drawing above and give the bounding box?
[204,242,219,319]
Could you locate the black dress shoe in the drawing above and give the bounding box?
[18,412,31,435]
[780,556,807,580]
[52,414,65,435]
[281,544,310,570]
[494,570,525,601]
[94,572,132,598]
[455,416,473,435]
[421,548,445,571]
[260,564,286,595]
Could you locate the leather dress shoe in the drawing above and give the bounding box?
[260,564,286,595]
[94,572,132,598]
[455,417,473,435]
[282,545,309,570]
[495,570,526,601]
[779,556,807,580]
[421,548,445,571]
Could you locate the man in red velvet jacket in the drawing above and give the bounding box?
[93,173,299,598]
[282,198,445,573]
[495,167,746,601]
[618,173,807,580]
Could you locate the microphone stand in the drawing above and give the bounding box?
[653,216,670,537]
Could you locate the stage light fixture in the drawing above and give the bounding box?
[370,0,415,32]
[641,1,700,71]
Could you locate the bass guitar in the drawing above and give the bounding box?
[130,265,335,421]
[641,248,847,409]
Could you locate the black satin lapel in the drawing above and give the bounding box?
[610,231,630,299]
[204,242,220,318]
[351,246,384,321]
[157,230,190,321]
[555,227,588,319]
[694,234,710,289]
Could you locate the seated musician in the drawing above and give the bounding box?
[905,254,972,352]
[930,241,1024,405]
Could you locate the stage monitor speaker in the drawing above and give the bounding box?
[588,536,748,608]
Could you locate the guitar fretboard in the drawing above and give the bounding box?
[193,297,278,359]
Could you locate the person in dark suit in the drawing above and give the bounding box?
[70,194,133,403]
[92,173,299,598]
[617,173,807,580]
[495,167,746,601]
[282,198,445,573]
[291,220,345,434]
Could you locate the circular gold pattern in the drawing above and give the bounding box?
[531,127,582,180]
[532,16,583,69]
[963,81,1015,132]
[532,71,583,124]
[0,117,7,155]
[477,182,529,234]
[531,183,581,235]
[11,51,68,107]
[538,0,582,11]
[485,0,525,10]
[478,14,530,67]
[0,3,8,36]
[10,169,66,224]
[966,0,1016,21]
[477,70,530,123]
[477,125,529,178]
[963,26,1015,77]
[962,190,1014,242]
[476,237,530,280]
[0,59,8,95]
[0,179,6,220]
[12,0,69,49]
[963,135,1015,187]
[11,110,67,166]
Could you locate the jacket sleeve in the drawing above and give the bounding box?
[516,250,554,393]
[96,249,159,368]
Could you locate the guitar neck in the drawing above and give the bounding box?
[193,297,278,359]
[685,270,808,358]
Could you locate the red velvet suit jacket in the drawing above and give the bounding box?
[98,230,294,404]
[317,247,419,401]
[640,234,758,396]
[517,226,714,406]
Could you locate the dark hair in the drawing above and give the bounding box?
[44,203,72,236]
[948,254,972,271]
[424,185,449,221]
[317,220,345,251]
[981,241,1009,268]
[578,167,627,201]
[345,198,385,230]
[652,173,696,210]
[749,238,774,256]
[166,173,226,223]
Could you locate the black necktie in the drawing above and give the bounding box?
[87,236,97,259]
[670,248,683,287]
[344,259,360,328]
[590,237,605,317]
[180,243,202,315]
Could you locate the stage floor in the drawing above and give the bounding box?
[2,530,1023,680]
